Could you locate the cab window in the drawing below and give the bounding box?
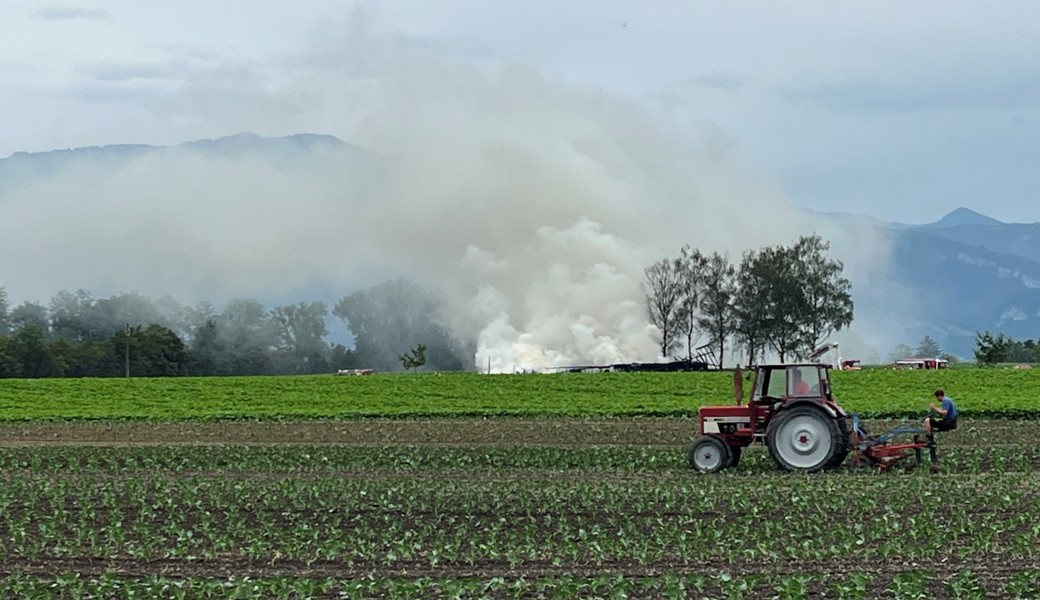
[789,367,821,396]
[765,370,788,398]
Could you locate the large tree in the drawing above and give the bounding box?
[732,245,804,362]
[218,299,275,375]
[48,290,171,343]
[673,246,707,361]
[60,340,114,377]
[153,294,194,340]
[974,330,1011,366]
[49,289,98,342]
[334,279,468,372]
[0,336,19,377]
[732,249,769,365]
[9,302,49,336]
[112,324,189,377]
[888,343,913,363]
[9,325,59,377]
[914,335,942,358]
[792,235,854,352]
[643,258,683,359]
[0,287,10,336]
[733,236,854,363]
[757,244,806,362]
[696,251,736,369]
[190,319,230,376]
[270,301,330,374]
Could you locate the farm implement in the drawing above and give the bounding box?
[688,363,938,473]
[848,415,934,471]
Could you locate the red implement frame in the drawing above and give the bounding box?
[850,418,930,471]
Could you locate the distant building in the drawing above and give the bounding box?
[893,358,948,370]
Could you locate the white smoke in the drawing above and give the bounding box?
[463,219,661,372]
[338,50,809,371]
[0,10,896,371]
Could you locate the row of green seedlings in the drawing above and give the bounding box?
[1,570,1037,600]
[0,440,1037,475]
[8,368,1040,420]
[0,474,1038,565]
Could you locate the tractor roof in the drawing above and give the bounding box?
[754,363,830,369]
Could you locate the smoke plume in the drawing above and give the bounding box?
[0,11,896,371]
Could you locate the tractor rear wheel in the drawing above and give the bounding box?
[766,405,843,473]
[827,418,852,469]
[688,435,731,473]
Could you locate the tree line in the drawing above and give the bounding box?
[973,330,1040,365]
[886,336,950,363]
[644,234,854,366]
[0,280,471,378]
[883,332,1040,367]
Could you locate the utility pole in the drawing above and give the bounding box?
[125,323,130,378]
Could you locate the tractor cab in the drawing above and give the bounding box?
[749,364,833,405]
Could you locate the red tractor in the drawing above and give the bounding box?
[689,363,936,472]
[688,363,853,473]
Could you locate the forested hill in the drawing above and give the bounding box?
[2,133,368,191]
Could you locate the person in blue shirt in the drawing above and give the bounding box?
[925,388,958,437]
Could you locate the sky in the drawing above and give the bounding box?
[2,1,1038,225]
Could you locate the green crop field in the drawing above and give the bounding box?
[0,370,1038,598]
[0,422,1037,598]
[0,367,1036,421]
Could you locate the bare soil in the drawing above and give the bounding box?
[0,418,695,447]
[0,555,1034,599]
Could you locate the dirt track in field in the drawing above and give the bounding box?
[2,554,1035,578]
[0,418,1009,447]
[0,555,1034,599]
[0,418,697,447]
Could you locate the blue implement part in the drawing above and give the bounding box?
[851,414,924,443]
[877,424,926,443]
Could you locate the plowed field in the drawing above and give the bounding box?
[0,418,1037,598]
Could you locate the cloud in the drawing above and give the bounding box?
[396,33,500,64]
[777,65,1040,113]
[31,7,109,21]
[77,61,196,82]
[166,44,232,64]
[781,80,1040,112]
[687,73,743,92]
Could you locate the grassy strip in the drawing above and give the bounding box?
[0,369,1035,421]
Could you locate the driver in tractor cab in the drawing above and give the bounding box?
[791,369,811,396]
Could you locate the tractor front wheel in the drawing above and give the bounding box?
[688,435,732,473]
[766,405,842,473]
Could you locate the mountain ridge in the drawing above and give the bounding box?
[3,133,1039,360]
[1,132,349,161]
[929,206,1005,228]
